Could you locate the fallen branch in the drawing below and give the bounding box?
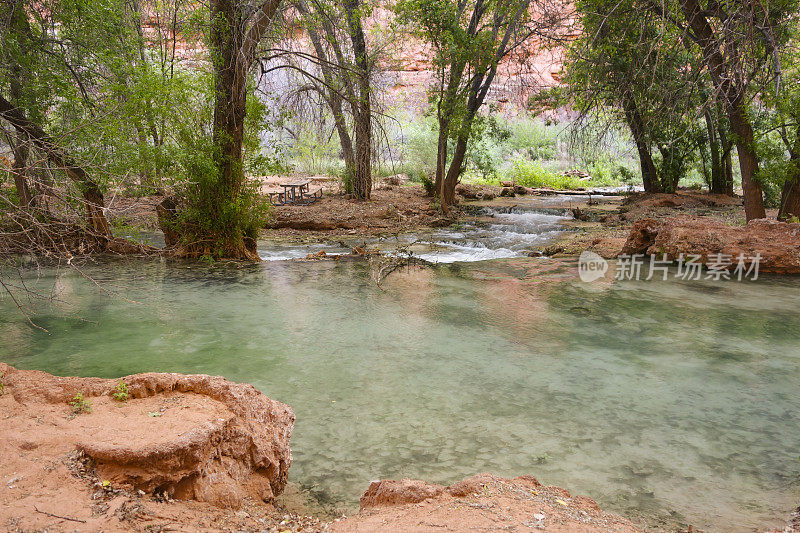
[34,506,87,523]
[373,252,435,291]
[0,274,48,333]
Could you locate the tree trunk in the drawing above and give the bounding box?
[778,144,800,220]
[439,50,503,211]
[3,0,33,207]
[779,176,800,221]
[434,57,466,200]
[721,131,735,196]
[332,104,356,181]
[623,98,661,193]
[0,95,111,236]
[298,2,356,186]
[636,142,660,193]
[352,106,371,199]
[705,110,725,194]
[7,133,33,206]
[206,0,262,259]
[434,116,449,197]
[729,104,766,219]
[443,135,468,208]
[681,0,765,219]
[344,0,371,200]
[210,0,247,206]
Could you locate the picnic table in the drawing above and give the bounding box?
[268,179,322,205]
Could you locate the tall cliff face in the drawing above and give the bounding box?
[364,5,572,114]
[139,4,572,115]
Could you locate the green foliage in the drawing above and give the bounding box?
[757,44,800,212]
[420,175,436,196]
[173,134,272,256]
[70,392,92,415]
[503,119,561,161]
[112,380,129,402]
[243,82,287,178]
[563,0,707,192]
[395,0,534,193]
[511,160,575,189]
[464,111,512,180]
[387,112,633,189]
[290,126,344,176]
[0,372,5,396]
[585,155,637,186]
[342,167,354,195]
[510,156,628,190]
[391,114,440,182]
[110,219,157,246]
[755,133,790,209]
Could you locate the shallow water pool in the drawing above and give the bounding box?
[1,256,798,531]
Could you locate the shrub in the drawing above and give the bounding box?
[172,135,272,257]
[420,175,437,196]
[511,160,579,189]
[504,118,561,161]
[70,392,92,415]
[112,380,129,402]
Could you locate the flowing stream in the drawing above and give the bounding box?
[258,204,574,263]
[1,202,799,532]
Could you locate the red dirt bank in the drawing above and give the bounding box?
[0,363,296,532]
[621,216,800,274]
[2,365,795,532]
[333,474,644,532]
[0,364,647,532]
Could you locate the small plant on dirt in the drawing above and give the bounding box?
[70,392,92,414]
[420,175,436,197]
[0,372,5,396]
[112,380,129,402]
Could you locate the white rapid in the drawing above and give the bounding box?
[408,207,571,263]
[257,206,572,263]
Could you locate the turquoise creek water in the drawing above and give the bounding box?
[1,214,799,532]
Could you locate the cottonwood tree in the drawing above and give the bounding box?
[631,0,798,220]
[699,96,735,195]
[563,0,800,217]
[673,0,772,219]
[0,0,134,237]
[187,0,284,258]
[397,0,566,212]
[564,0,712,194]
[759,37,800,220]
[278,0,376,199]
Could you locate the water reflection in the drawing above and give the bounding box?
[0,257,798,531]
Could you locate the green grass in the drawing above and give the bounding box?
[507,158,629,190]
[511,160,583,189]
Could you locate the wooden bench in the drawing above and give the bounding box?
[267,191,286,205]
[297,186,322,205]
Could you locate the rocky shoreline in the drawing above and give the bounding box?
[0,364,646,532]
[1,364,798,532]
